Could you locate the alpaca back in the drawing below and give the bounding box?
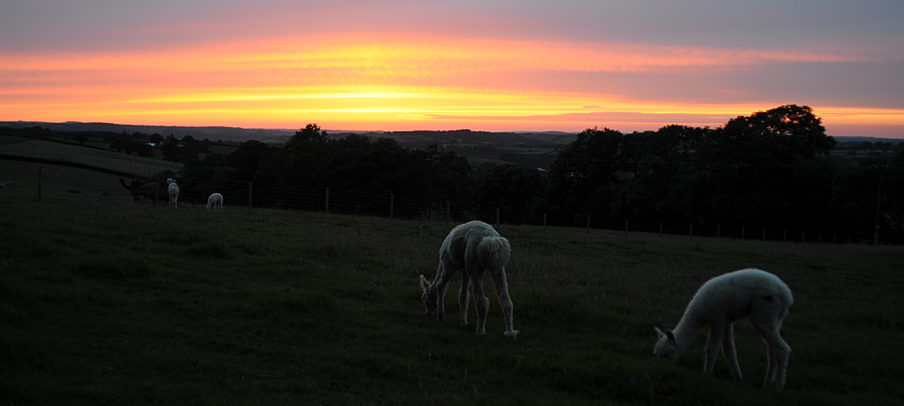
[688,269,791,323]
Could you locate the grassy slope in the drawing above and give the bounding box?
[0,139,182,179]
[0,190,902,405]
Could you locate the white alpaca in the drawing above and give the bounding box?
[419,220,518,339]
[167,179,179,208]
[206,193,223,211]
[653,268,793,390]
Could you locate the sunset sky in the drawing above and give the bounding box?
[1,0,903,137]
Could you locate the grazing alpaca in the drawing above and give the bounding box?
[419,220,518,339]
[206,193,223,211]
[653,268,793,390]
[167,178,180,208]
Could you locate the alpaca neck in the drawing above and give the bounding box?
[671,312,705,357]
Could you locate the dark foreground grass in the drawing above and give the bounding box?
[1,191,902,405]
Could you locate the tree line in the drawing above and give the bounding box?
[544,105,903,244]
[175,106,902,243]
[3,105,902,243]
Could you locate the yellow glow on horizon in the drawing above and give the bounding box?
[0,33,902,135]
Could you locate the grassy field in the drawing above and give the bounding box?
[1,189,902,405]
[0,138,182,179]
[464,155,512,167]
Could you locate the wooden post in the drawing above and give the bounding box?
[390,195,394,219]
[248,182,253,210]
[37,165,42,199]
[325,187,329,213]
[689,223,693,239]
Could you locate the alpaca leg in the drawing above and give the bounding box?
[768,337,790,389]
[471,275,489,335]
[704,323,725,374]
[437,282,449,322]
[752,318,791,389]
[721,323,742,381]
[764,343,776,387]
[459,273,471,327]
[490,268,518,339]
[430,261,456,322]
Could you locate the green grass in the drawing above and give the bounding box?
[465,154,512,167]
[1,190,902,405]
[0,135,27,146]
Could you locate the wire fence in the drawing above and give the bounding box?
[9,161,902,246]
[157,177,903,246]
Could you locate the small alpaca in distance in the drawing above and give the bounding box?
[206,193,223,211]
[167,178,180,208]
[419,220,518,339]
[653,268,793,389]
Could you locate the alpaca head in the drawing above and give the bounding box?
[419,275,437,316]
[653,327,679,363]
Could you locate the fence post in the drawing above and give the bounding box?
[390,195,394,219]
[325,187,329,213]
[248,182,252,210]
[37,165,42,199]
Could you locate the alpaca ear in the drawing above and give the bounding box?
[654,327,666,339]
[419,275,430,292]
[666,329,676,343]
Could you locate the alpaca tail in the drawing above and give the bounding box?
[477,236,511,270]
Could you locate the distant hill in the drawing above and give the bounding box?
[342,129,578,149]
[0,121,296,143]
[0,121,579,147]
[833,136,904,145]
